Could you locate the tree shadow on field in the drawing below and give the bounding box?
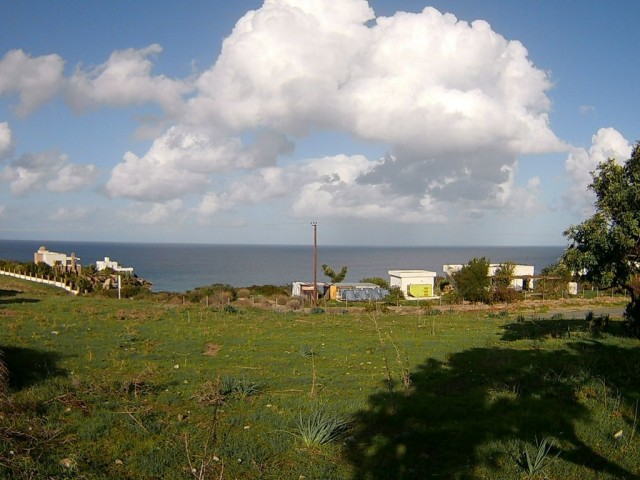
[501,317,630,342]
[1,345,66,391]
[0,288,40,305]
[346,341,640,479]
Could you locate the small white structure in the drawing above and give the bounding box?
[291,281,328,299]
[443,263,535,290]
[34,246,80,272]
[388,270,438,298]
[96,257,134,274]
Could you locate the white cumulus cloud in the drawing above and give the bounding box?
[0,150,97,196]
[564,127,632,215]
[96,0,569,229]
[66,44,192,115]
[0,50,64,116]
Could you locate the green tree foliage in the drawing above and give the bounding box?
[321,264,348,283]
[492,262,519,303]
[493,262,515,288]
[360,277,390,289]
[452,257,491,303]
[384,286,405,304]
[563,142,640,332]
[535,260,573,298]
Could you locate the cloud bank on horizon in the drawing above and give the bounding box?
[0,0,635,245]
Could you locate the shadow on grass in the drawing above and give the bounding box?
[501,317,631,341]
[1,345,66,391]
[347,342,640,479]
[0,288,40,305]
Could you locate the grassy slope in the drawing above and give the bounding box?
[1,276,640,479]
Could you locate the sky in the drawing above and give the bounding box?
[0,0,638,247]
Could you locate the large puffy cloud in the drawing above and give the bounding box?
[110,0,564,226]
[106,125,293,201]
[0,150,97,196]
[0,50,64,116]
[66,44,191,115]
[564,127,632,215]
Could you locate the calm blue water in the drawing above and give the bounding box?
[0,240,564,293]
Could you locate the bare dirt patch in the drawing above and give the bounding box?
[203,343,222,356]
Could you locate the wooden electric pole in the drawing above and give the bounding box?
[311,221,318,306]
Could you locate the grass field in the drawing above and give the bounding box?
[1,276,640,479]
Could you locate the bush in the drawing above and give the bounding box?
[246,285,289,297]
[492,285,521,304]
[384,286,405,305]
[287,298,302,310]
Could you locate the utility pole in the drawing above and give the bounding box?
[311,221,318,306]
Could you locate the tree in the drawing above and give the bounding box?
[493,262,515,288]
[492,262,519,303]
[452,257,491,303]
[536,260,573,299]
[563,141,640,332]
[322,264,348,283]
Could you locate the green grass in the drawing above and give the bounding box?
[1,276,640,479]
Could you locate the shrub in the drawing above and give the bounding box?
[492,285,521,304]
[287,298,302,310]
[384,286,405,305]
[363,302,389,313]
[247,285,289,297]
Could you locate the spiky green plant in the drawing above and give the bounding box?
[518,436,560,478]
[295,407,349,448]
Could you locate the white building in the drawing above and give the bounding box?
[443,263,535,290]
[96,257,134,274]
[388,270,438,298]
[34,246,80,272]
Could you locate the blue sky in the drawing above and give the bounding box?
[0,0,638,246]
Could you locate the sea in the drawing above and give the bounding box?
[0,240,565,293]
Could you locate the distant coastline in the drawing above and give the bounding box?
[0,240,565,293]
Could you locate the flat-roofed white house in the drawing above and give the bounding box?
[34,246,81,273]
[388,270,438,298]
[96,257,134,274]
[443,263,535,290]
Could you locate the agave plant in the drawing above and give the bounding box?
[518,436,560,478]
[295,407,349,448]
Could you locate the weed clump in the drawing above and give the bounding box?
[194,376,264,406]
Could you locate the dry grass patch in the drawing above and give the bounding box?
[203,343,222,357]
